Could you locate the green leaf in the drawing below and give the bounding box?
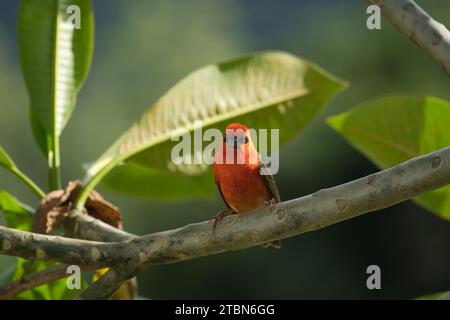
[18,0,94,137]
[0,190,33,231]
[0,191,79,300]
[11,259,85,300]
[84,51,346,199]
[0,264,16,287]
[0,192,81,300]
[11,259,52,300]
[30,109,50,156]
[101,163,215,200]
[415,291,449,300]
[19,0,94,189]
[327,95,450,221]
[0,145,16,170]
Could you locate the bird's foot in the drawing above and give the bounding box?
[210,208,235,231]
[264,198,277,207]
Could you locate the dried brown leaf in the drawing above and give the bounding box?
[32,180,122,234]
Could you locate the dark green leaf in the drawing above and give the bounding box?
[102,163,215,200]
[415,291,449,300]
[328,95,450,221]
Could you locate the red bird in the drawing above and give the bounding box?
[212,123,281,248]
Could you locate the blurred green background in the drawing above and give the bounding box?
[1,0,450,299]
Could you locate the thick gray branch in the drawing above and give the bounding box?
[366,0,450,74]
[75,266,135,300]
[1,146,450,298]
[129,146,450,267]
[0,226,132,267]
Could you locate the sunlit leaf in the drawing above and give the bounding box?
[328,95,450,221]
[18,0,94,149]
[86,51,346,198]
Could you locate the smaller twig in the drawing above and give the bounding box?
[75,266,136,300]
[10,166,45,199]
[0,264,93,299]
[64,209,134,242]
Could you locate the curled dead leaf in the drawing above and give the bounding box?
[32,180,122,234]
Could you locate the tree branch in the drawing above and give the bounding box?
[129,146,450,268]
[0,227,131,268]
[1,146,450,298]
[75,266,136,300]
[63,210,134,242]
[366,0,450,74]
[0,264,93,299]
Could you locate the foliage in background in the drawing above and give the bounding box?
[328,95,450,221]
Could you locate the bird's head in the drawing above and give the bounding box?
[223,123,250,149]
[215,123,259,167]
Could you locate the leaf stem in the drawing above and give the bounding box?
[48,134,61,190]
[10,167,45,199]
[74,160,119,210]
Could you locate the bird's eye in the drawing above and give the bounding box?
[244,136,249,144]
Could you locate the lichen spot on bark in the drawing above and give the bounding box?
[90,247,101,261]
[36,248,46,259]
[2,239,12,251]
[367,174,376,185]
[336,199,349,211]
[199,233,210,247]
[227,214,238,226]
[432,156,442,168]
[138,252,146,264]
[276,208,287,222]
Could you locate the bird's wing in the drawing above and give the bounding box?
[259,161,281,203]
[215,179,232,209]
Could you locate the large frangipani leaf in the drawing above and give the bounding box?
[18,0,94,147]
[328,95,450,221]
[101,163,215,200]
[86,51,346,198]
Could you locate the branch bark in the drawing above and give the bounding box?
[2,146,450,299]
[366,0,450,74]
[75,266,136,300]
[63,210,134,242]
[0,226,131,268]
